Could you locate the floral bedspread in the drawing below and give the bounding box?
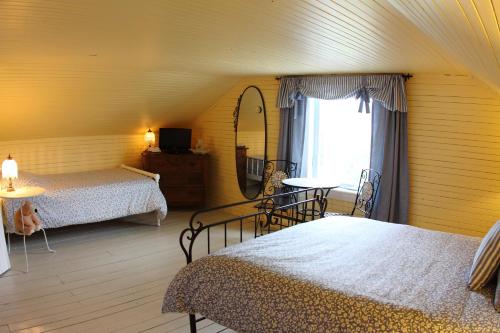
[2,168,167,232]
[163,216,499,332]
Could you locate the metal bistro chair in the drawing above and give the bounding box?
[329,168,381,218]
[255,160,297,228]
[262,160,297,197]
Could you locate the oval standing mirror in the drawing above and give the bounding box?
[234,86,267,199]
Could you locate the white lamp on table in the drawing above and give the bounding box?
[144,128,160,152]
[145,128,155,148]
[0,155,55,272]
[2,154,18,192]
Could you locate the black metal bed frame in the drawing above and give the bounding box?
[178,188,328,333]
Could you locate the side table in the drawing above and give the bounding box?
[0,186,55,273]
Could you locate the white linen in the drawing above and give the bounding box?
[2,168,167,232]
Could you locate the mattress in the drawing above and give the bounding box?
[163,216,499,332]
[2,168,168,232]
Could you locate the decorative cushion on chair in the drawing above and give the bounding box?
[468,221,500,290]
[360,182,373,201]
[270,171,288,189]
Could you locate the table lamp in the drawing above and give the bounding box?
[145,128,155,148]
[2,154,18,192]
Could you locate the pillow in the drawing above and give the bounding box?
[495,270,500,313]
[468,220,500,290]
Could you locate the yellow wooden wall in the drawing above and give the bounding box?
[191,77,279,215]
[237,131,266,158]
[407,74,500,236]
[191,73,500,236]
[0,135,145,175]
[2,72,497,236]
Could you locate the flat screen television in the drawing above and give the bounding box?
[159,128,192,153]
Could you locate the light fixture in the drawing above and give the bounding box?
[2,154,18,192]
[145,128,155,147]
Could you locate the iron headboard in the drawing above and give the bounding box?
[179,187,327,264]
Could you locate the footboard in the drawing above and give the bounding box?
[120,164,162,225]
[180,187,326,263]
[179,187,326,332]
[120,164,160,184]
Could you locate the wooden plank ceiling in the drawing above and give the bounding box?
[0,0,497,140]
[389,0,500,92]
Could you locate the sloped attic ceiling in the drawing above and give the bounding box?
[0,0,496,141]
[389,0,500,91]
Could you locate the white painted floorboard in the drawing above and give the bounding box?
[0,210,243,333]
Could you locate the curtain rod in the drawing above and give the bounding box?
[275,73,413,81]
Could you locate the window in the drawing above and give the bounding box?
[301,97,372,191]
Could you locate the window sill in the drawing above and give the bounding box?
[327,187,357,202]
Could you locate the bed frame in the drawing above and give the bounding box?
[246,156,265,181]
[1,165,163,233]
[178,187,328,333]
[120,164,162,226]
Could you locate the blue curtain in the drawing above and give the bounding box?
[276,74,409,223]
[277,97,307,176]
[370,101,409,224]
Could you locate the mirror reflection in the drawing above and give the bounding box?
[235,86,267,199]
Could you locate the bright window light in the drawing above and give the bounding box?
[302,97,372,190]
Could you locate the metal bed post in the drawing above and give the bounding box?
[178,187,327,333]
[189,314,197,333]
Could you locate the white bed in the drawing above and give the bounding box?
[164,216,499,332]
[246,155,265,181]
[1,165,168,233]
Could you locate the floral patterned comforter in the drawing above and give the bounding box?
[163,216,499,333]
[2,168,167,232]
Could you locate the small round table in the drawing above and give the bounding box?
[282,178,340,219]
[0,186,55,273]
[282,177,340,196]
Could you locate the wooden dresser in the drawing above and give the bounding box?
[235,146,248,193]
[142,152,209,208]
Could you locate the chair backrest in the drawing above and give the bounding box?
[262,160,297,196]
[351,168,381,218]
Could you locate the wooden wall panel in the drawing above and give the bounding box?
[389,0,500,92]
[191,77,280,215]
[237,131,266,158]
[192,73,500,236]
[407,73,500,236]
[1,0,476,143]
[0,135,145,175]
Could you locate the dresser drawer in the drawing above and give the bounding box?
[164,186,205,207]
[142,152,208,208]
[159,171,203,187]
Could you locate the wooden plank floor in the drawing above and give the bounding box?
[0,210,244,333]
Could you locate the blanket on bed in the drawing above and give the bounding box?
[163,216,499,332]
[2,168,167,232]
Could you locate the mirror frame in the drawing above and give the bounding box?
[233,85,268,200]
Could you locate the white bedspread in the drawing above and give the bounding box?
[2,168,168,232]
[164,216,499,332]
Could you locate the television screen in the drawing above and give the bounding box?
[159,128,192,153]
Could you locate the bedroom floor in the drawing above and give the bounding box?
[0,211,241,333]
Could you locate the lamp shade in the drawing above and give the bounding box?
[145,129,155,146]
[2,154,18,179]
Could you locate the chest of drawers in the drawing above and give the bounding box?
[142,152,209,208]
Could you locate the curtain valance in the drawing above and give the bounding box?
[277,74,408,113]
